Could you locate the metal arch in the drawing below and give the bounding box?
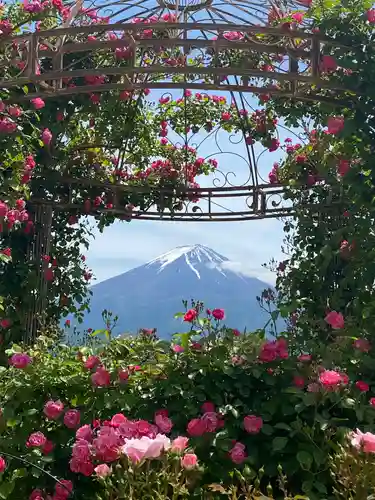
[0,23,355,105]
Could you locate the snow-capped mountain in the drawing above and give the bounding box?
[77,244,274,339]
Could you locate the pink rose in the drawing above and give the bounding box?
[27,431,47,447]
[0,456,5,473]
[64,409,81,429]
[187,418,207,437]
[72,440,91,461]
[10,352,32,368]
[144,434,171,459]
[137,420,153,436]
[122,438,149,463]
[243,415,263,434]
[84,355,100,370]
[91,367,110,387]
[123,434,170,462]
[319,370,343,387]
[76,425,93,442]
[212,308,225,320]
[54,479,73,499]
[94,463,111,477]
[327,116,344,135]
[181,453,198,470]
[201,412,218,432]
[370,398,375,407]
[172,345,184,353]
[171,436,189,453]
[41,128,52,146]
[111,413,127,428]
[356,381,369,392]
[31,98,45,110]
[229,442,247,464]
[8,105,22,118]
[351,429,375,453]
[367,8,375,23]
[354,339,371,352]
[155,413,173,434]
[44,400,64,420]
[324,311,344,329]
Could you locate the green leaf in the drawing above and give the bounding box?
[271,310,279,321]
[274,422,291,431]
[261,424,274,436]
[6,419,20,428]
[90,329,105,337]
[272,436,288,451]
[174,312,184,318]
[297,451,313,470]
[11,469,27,480]
[0,481,15,499]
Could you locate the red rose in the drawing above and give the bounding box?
[183,309,197,322]
[212,308,225,320]
[356,380,369,392]
[201,401,215,414]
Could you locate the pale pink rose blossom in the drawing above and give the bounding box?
[181,453,198,469]
[171,436,189,453]
[350,429,375,453]
[122,434,171,462]
[94,463,111,477]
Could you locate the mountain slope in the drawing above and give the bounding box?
[80,244,274,338]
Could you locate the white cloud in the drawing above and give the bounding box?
[221,260,275,284]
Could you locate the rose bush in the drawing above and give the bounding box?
[0,306,374,498]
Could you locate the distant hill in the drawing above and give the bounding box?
[72,244,276,340]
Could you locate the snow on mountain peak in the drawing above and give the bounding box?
[146,244,228,279]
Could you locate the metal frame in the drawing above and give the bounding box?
[0,23,350,104]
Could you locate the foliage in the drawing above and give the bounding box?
[257,0,375,351]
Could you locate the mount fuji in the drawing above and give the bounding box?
[78,244,274,339]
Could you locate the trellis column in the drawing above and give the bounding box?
[24,203,53,343]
